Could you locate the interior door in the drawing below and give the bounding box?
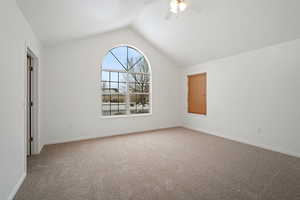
[188,73,207,115]
[27,55,33,156]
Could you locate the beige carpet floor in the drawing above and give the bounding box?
[16,128,300,200]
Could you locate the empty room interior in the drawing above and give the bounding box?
[1,0,300,199]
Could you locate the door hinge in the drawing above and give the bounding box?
[30,137,34,142]
[29,66,33,71]
[30,101,34,107]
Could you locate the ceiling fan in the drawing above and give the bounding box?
[144,0,198,20]
[165,0,188,19]
[169,0,188,14]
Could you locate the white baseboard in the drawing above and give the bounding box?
[182,126,300,159]
[45,126,181,146]
[33,143,44,155]
[7,173,26,200]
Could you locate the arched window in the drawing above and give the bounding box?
[101,45,151,116]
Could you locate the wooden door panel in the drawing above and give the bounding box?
[188,73,207,115]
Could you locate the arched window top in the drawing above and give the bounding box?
[101,45,151,117]
[102,46,150,74]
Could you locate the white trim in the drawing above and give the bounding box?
[182,126,300,159]
[23,42,28,176]
[45,126,179,145]
[102,92,150,95]
[37,144,44,154]
[25,45,40,155]
[102,69,150,75]
[101,113,152,119]
[7,173,26,200]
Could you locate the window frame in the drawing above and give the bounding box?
[99,45,152,118]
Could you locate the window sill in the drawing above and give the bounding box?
[101,113,152,119]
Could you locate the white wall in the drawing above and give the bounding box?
[181,39,300,158]
[41,28,181,145]
[0,0,41,199]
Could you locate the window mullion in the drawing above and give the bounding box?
[118,72,120,114]
[126,72,130,115]
[109,71,111,116]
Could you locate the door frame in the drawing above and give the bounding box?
[24,47,40,158]
[26,54,33,156]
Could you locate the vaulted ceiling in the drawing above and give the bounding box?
[17,0,300,67]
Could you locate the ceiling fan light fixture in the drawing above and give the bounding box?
[178,1,187,12]
[170,0,179,14]
[170,0,188,14]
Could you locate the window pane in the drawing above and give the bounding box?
[127,73,149,83]
[141,95,150,113]
[102,52,125,71]
[110,72,118,82]
[128,83,136,93]
[112,110,126,115]
[114,96,126,115]
[106,82,127,94]
[129,58,149,73]
[143,74,150,83]
[102,94,110,103]
[127,73,136,83]
[133,74,150,83]
[119,72,127,83]
[102,94,127,116]
[118,94,126,104]
[142,83,150,93]
[101,81,110,93]
[101,71,109,81]
[135,74,143,83]
[119,82,127,94]
[111,94,126,115]
[110,94,119,103]
[128,47,143,60]
[102,105,110,116]
[110,82,118,93]
[128,47,143,71]
[129,83,149,93]
[110,102,119,115]
[129,95,137,113]
[110,46,128,69]
[130,94,150,114]
[118,95,127,115]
